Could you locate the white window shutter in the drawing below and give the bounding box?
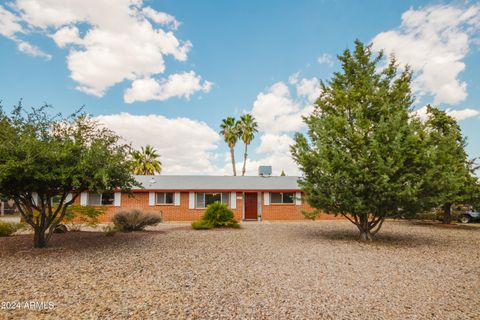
[65,193,73,203]
[80,192,88,206]
[114,192,121,207]
[174,192,181,206]
[189,192,195,209]
[230,192,236,209]
[149,192,155,206]
[295,192,302,205]
[264,192,270,206]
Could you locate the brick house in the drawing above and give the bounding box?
[75,174,341,222]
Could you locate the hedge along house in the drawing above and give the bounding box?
[75,174,316,222]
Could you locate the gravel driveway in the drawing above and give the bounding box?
[1,221,479,319]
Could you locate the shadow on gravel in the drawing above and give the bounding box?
[0,230,162,257]
[298,227,438,247]
[405,220,480,231]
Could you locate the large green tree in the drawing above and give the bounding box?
[238,113,258,176]
[220,117,240,176]
[131,145,162,175]
[0,102,138,247]
[421,105,478,223]
[291,40,427,241]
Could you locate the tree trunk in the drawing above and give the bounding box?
[230,147,237,176]
[442,202,452,224]
[33,228,48,248]
[242,143,248,176]
[359,229,372,241]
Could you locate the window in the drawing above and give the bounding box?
[270,192,294,204]
[156,192,174,205]
[88,192,114,206]
[196,192,229,208]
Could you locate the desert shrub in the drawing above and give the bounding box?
[192,202,239,230]
[0,221,22,237]
[102,224,117,236]
[112,209,162,232]
[63,205,105,232]
[191,220,213,230]
[302,209,321,221]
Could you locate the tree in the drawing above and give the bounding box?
[131,145,162,175]
[238,113,258,176]
[421,106,477,224]
[220,117,240,176]
[280,170,286,176]
[291,40,427,241]
[0,102,138,247]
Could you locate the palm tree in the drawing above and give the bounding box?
[238,114,258,176]
[131,145,162,175]
[220,117,240,176]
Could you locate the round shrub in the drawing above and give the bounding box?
[191,202,239,230]
[112,210,162,232]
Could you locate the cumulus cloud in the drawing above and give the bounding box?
[247,75,320,175]
[412,105,480,121]
[372,4,480,105]
[124,71,212,103]
[0,0,210,101]
[95,113,221,175]
[251,80,316,134]
[0,5,51,59]
[317,53,334,67]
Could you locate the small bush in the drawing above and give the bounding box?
[191,220,213,230]
[302,209,320,221]
[112,210,162,232]
[0,221,21,237]
[63,205,105,232]
[192,202,239,230]
[102,225,117,236]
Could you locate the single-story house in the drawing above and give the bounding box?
[74,174,340,222]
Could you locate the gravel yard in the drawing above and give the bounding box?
[1,221,479,319]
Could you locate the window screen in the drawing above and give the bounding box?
[101,192,114,205]
[156,192,174,204]
[88,193,101,206]
[196,192,230,208]
[270,192,294,204]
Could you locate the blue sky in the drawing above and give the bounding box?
[0,0,479,175]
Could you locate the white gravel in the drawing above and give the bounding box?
[1,221,479,319]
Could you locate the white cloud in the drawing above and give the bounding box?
[17,40,52,59]
[124,71,212,103]
[50,26,82,48]
[0,0,209,101]
[446,108,480,121]
[372,4,480,105]
[0,4,51,59]
[142,7,180,30]
[317,53,334,67]
[251,81,314,134]
[95,113,221,175]
[0,5,22,38]
[412,105,480,121]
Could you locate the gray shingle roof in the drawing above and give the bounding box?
[133,175,301,191]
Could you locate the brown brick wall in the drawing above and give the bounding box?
[75,191,343,222]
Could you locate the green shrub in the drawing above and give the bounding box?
[192,202,240,230]
[191,220,213,230]
[0,221,21,237]
[102,224,117,236]
[112,210,162,232]
[63,205,105,232]
[302,209,321,221]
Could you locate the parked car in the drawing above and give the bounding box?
[458,211,480,224]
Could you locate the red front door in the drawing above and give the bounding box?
[244,193,258,220]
